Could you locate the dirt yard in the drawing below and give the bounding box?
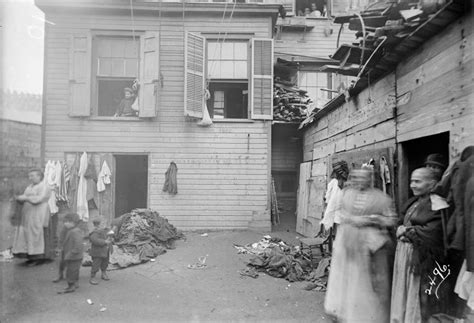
[1,230,330,323]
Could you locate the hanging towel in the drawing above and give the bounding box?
[77,152,89,221]
[97,161,112,192]
[379,156,391,193]
[163,162,178,195]
[44,160,60,214]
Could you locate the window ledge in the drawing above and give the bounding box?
[89,116,143,121]
[212,119,255,123]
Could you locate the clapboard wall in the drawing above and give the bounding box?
[274,18,354,60]
[41,6,276,230]
[299,10,473,236]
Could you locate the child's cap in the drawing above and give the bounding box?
[92,217,102,225]
[124,87,133,94]
[64,213,80,224]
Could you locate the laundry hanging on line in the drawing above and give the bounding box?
[97,160,112,193]
[44,160,71,214]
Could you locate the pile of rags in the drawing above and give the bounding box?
[110,209,183,269]
[237,236,312,282]
[236,236,331,288]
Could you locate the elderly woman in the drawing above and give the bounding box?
[325,168,397,323]
[12,168,51,266]
[391,168,445,323]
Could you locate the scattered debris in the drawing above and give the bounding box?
[236,235,331,288]
[0,248,13,262]
[233,236,289,255]
[187,255,207,270]
[239,267,259,279]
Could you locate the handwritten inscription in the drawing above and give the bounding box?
[425,261,450,299]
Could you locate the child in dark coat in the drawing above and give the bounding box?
[58,213,84,294]
[89,218,113,285]
[52,224,67,283]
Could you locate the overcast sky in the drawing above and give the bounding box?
[1,0,45,94]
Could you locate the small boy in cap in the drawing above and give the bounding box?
[58,213,84,294]
[89,217,113,285]
[115,87,137,117]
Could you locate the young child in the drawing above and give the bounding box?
[115,87,137,117]
[58,213,84,294]
[52,224,68,283]
[89,217,113,285]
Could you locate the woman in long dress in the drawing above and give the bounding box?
[325,168,397,323]
[390,168,444,323]
[12,168,51,265]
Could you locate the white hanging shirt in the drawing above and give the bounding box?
[97,161,112,192]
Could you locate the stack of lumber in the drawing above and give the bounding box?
[273,82,314,122]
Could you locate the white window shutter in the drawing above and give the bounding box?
[184,32,205,118]
[69,34,91,117]
[139,32,159,118]
[251,38,273,120]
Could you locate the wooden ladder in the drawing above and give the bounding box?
[271,176,280,225]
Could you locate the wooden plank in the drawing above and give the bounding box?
[398,114,474,144]
[397,36,473,95]
[397,11,473,77]
[345,120,396,150]
[296,162,311,235]
[326,74,395,137]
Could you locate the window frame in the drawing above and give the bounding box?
[297,70,332,103]
[90,31,143,119]
[205,36,252,120]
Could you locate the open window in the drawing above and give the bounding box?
[207,40,249,119]
[184,33,273,121]
[68,32,159,119]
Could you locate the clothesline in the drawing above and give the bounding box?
[44,153,112,221]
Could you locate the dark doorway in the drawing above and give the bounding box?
[398,132,449,204]
[114,155,148,217]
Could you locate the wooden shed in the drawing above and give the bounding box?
[37,0,280,230]
[297,0,473,237]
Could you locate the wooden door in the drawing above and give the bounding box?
[296,162,312,235]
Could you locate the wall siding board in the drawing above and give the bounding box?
[43,11,274,230]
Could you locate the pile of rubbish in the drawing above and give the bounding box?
[235,235,331,290]
[84,209,183,269]
[273,82,315,122]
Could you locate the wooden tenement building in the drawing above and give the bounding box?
[36,0,279,230]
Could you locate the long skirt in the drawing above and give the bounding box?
[325,224,391,323]
[390,241,422,323]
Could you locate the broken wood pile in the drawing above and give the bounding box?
[273,82,315,122]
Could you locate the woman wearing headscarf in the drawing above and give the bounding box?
[325,168,397,323]
[12,168,51,265]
